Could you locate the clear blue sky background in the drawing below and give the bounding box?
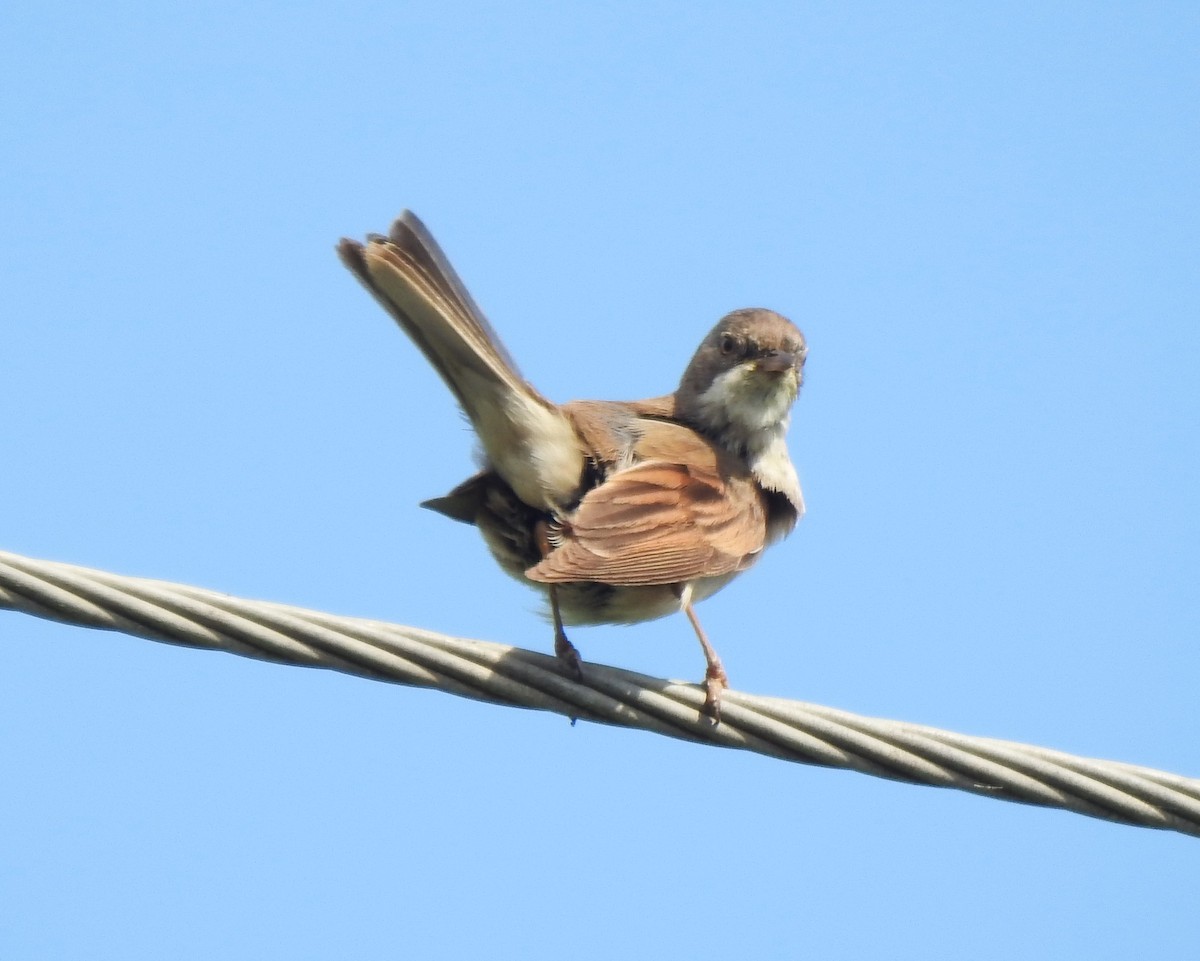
[2,2,1198,958]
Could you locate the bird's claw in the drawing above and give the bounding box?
[554,630,584,682]
[702,669,727,724]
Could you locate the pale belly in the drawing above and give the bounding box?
[546,569,744,626]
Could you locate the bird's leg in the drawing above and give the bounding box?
[548,584,583,680]
[681,592,727,723]
[536,518,584,681]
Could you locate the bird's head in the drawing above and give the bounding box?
[676,308,806,450]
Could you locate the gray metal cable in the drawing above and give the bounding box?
[2,548,1197,837]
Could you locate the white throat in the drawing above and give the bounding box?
[692,366,795,450]
[691,365,803,511]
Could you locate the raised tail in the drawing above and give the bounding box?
[338,211,584,511]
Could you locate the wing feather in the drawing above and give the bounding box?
[527,461,767,587]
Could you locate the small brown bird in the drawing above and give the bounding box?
[338,212,806,720]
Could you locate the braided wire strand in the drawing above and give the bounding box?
[2,548,1197,837]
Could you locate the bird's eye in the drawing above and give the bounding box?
[719,332,738,355]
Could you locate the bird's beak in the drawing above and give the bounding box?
[756,350,797,374]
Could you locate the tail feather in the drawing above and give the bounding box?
[385,213,524,375]
[338,211,585,511]
[337,211,524,418]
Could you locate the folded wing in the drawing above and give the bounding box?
[526,460,767,587]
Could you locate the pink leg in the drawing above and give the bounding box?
[683,598,727,723]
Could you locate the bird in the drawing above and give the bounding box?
[337,211,806,721]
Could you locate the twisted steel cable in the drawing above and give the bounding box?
[2,548,1197,837]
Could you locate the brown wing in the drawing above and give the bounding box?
[526,460,768,587]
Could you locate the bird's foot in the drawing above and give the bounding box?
[554,629,584,682]
[702,665,728,724]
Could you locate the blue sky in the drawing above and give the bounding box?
[2,2,1198,958]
